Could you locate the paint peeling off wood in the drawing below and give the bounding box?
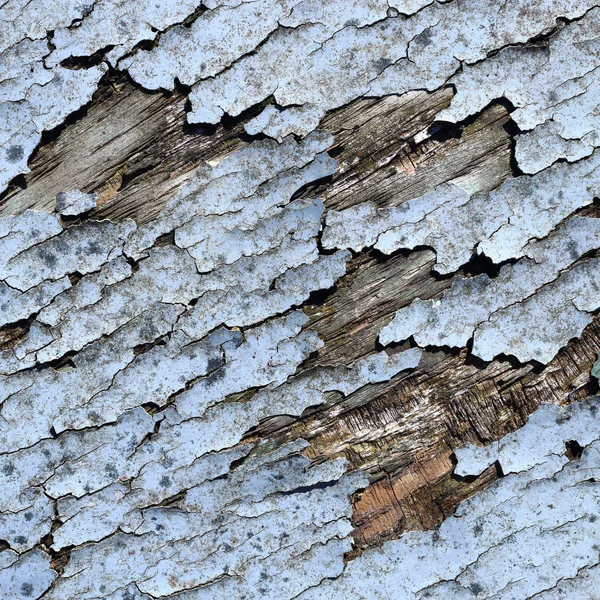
[186,0,596,133]
[437,8,600,173]
[46,0,200,67]
[124,131,335,258]
[3,0,600,597]
[455,397,600,476]
[380,215,600,363]
[325,151,600,273]
[0,125,427,578]
[44,441,367,600]
[0,37,106,193]
[323,182,496,274]
[300,396,600,599]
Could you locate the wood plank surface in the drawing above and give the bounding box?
[2,72,596,557]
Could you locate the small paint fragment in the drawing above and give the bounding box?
[55,189,98,216]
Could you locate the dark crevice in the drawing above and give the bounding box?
[461,252,503,279]
[501,108,525,178]
[59,46,114,69]
[304,282,340,309]
[174,77,192,99]
[118,162,157,191]
[565,439,584,461]
[281,478,341,496]
[141,401,162,415]
[0,315,35,351]
[133,335,168,357]
[327,144,345,159]
[124,254,142,273]
[157,490,186,507]
[53,357,76,372]
[26,350,79,374]
[494,460,505,478]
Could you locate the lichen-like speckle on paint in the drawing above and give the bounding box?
[2,0,600,598]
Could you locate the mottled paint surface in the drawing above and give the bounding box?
[1,0,600,598]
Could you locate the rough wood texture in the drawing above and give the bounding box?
[0,74,251,222]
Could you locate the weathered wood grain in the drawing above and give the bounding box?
[0,74,251,222]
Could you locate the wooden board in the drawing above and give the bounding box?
[3,73,597,556]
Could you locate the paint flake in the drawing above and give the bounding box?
[55,189,98,216]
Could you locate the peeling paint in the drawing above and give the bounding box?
[379,215,600,363]
[2,0,600,597]
[300,396,600,599]
[437,8,600,173]
[325,151,600,271]
[45,441,367,600]
[46,0,201,66]
[0,132,423,597]
[183,0,596,134]
[0,37,105,192]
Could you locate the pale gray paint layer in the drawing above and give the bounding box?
[0,135,422,597]
[437,8,600,173]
